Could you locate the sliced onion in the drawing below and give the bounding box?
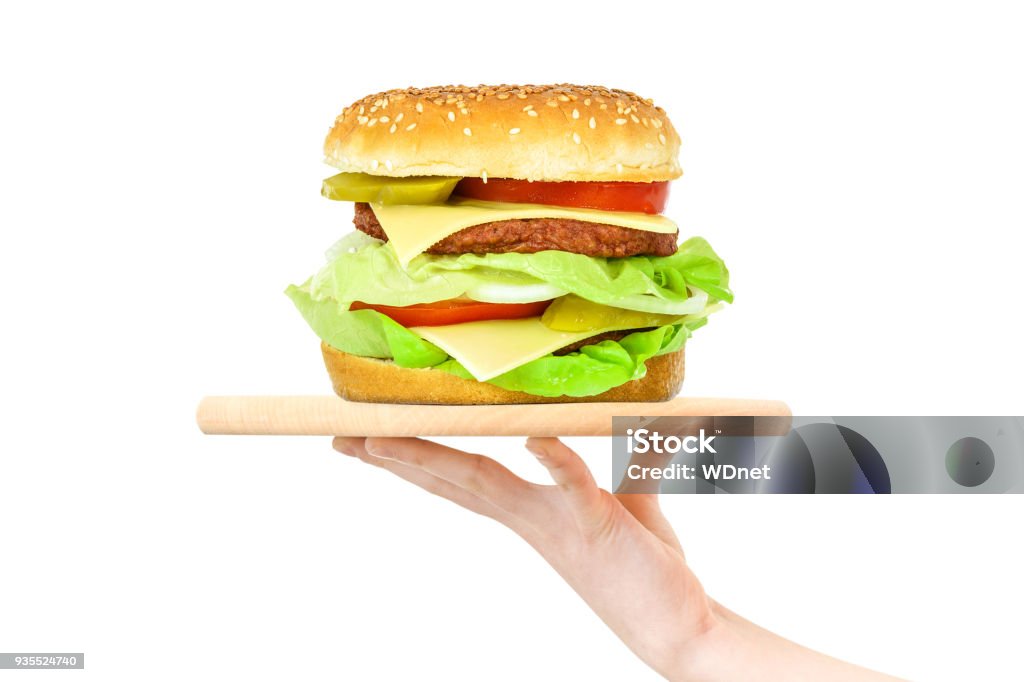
[465,281,569,304]
[605,287,710,315]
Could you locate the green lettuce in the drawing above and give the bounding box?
[283,288,447,367]
[308,232,731,314]
[286,283,707,397]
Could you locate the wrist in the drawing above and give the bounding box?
[660,600,748,682]
[663,600,903,682]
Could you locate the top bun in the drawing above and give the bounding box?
[324,84,682,183]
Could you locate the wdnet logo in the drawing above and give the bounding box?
[625,428,717,455]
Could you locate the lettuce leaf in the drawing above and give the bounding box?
[286,283,705,397]
[284,284,448,367]
[308,232,731,315]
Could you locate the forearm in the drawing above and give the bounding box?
[664,601,905,682]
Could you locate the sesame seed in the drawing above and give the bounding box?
[481,171,488,183]
[463,127,472,136]
[615,118,627,125]
[509,127,521,135]
[572,132,581,144]
[658,133,667,145]
[589,116,596,129]
[371,159,380,170]
[368,118,377,127]
[406,123,417,131]
[447,111,456,122]
[384,159,393,171]
[522,105,534,111]
[333,85,670,136]
[389,123,397,133]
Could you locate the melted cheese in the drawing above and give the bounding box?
[370,197,678,266]
[410,316,625,382]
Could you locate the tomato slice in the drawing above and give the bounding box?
[454,178,670,214]
[350,299,552,327]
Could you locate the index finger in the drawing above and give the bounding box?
[364,437,539,518]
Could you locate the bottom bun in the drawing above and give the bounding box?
[321,342,685,405]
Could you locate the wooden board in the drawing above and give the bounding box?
[196,395,791,437]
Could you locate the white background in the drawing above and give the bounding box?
[2,1,1023,680]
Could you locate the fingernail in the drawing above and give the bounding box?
[333,437,358,456]
[364,439,391,458]
[525,438,546,458]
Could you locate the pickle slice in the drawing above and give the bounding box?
[321,172,460,204]
[541,295,683,332]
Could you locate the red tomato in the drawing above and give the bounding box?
[350,299,552,327]
[454,178,670,214]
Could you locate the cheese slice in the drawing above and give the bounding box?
[410,316,627,382]
[370,197,678,266]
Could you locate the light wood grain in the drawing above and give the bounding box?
[196,396,791,437]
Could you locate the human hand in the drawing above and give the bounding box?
[333,436,901,681]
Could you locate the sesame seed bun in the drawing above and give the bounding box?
[324,84,682,183]
[321,342,685,405]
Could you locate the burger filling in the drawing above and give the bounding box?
[287,173,731,398]
[353,202,679,258]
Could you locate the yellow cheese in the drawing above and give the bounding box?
[370,197,678,266]
[410,316,626,382]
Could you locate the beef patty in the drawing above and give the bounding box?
[553,328,655,355]
[353,203,678,258]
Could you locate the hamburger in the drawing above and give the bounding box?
[286,84,731,404]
